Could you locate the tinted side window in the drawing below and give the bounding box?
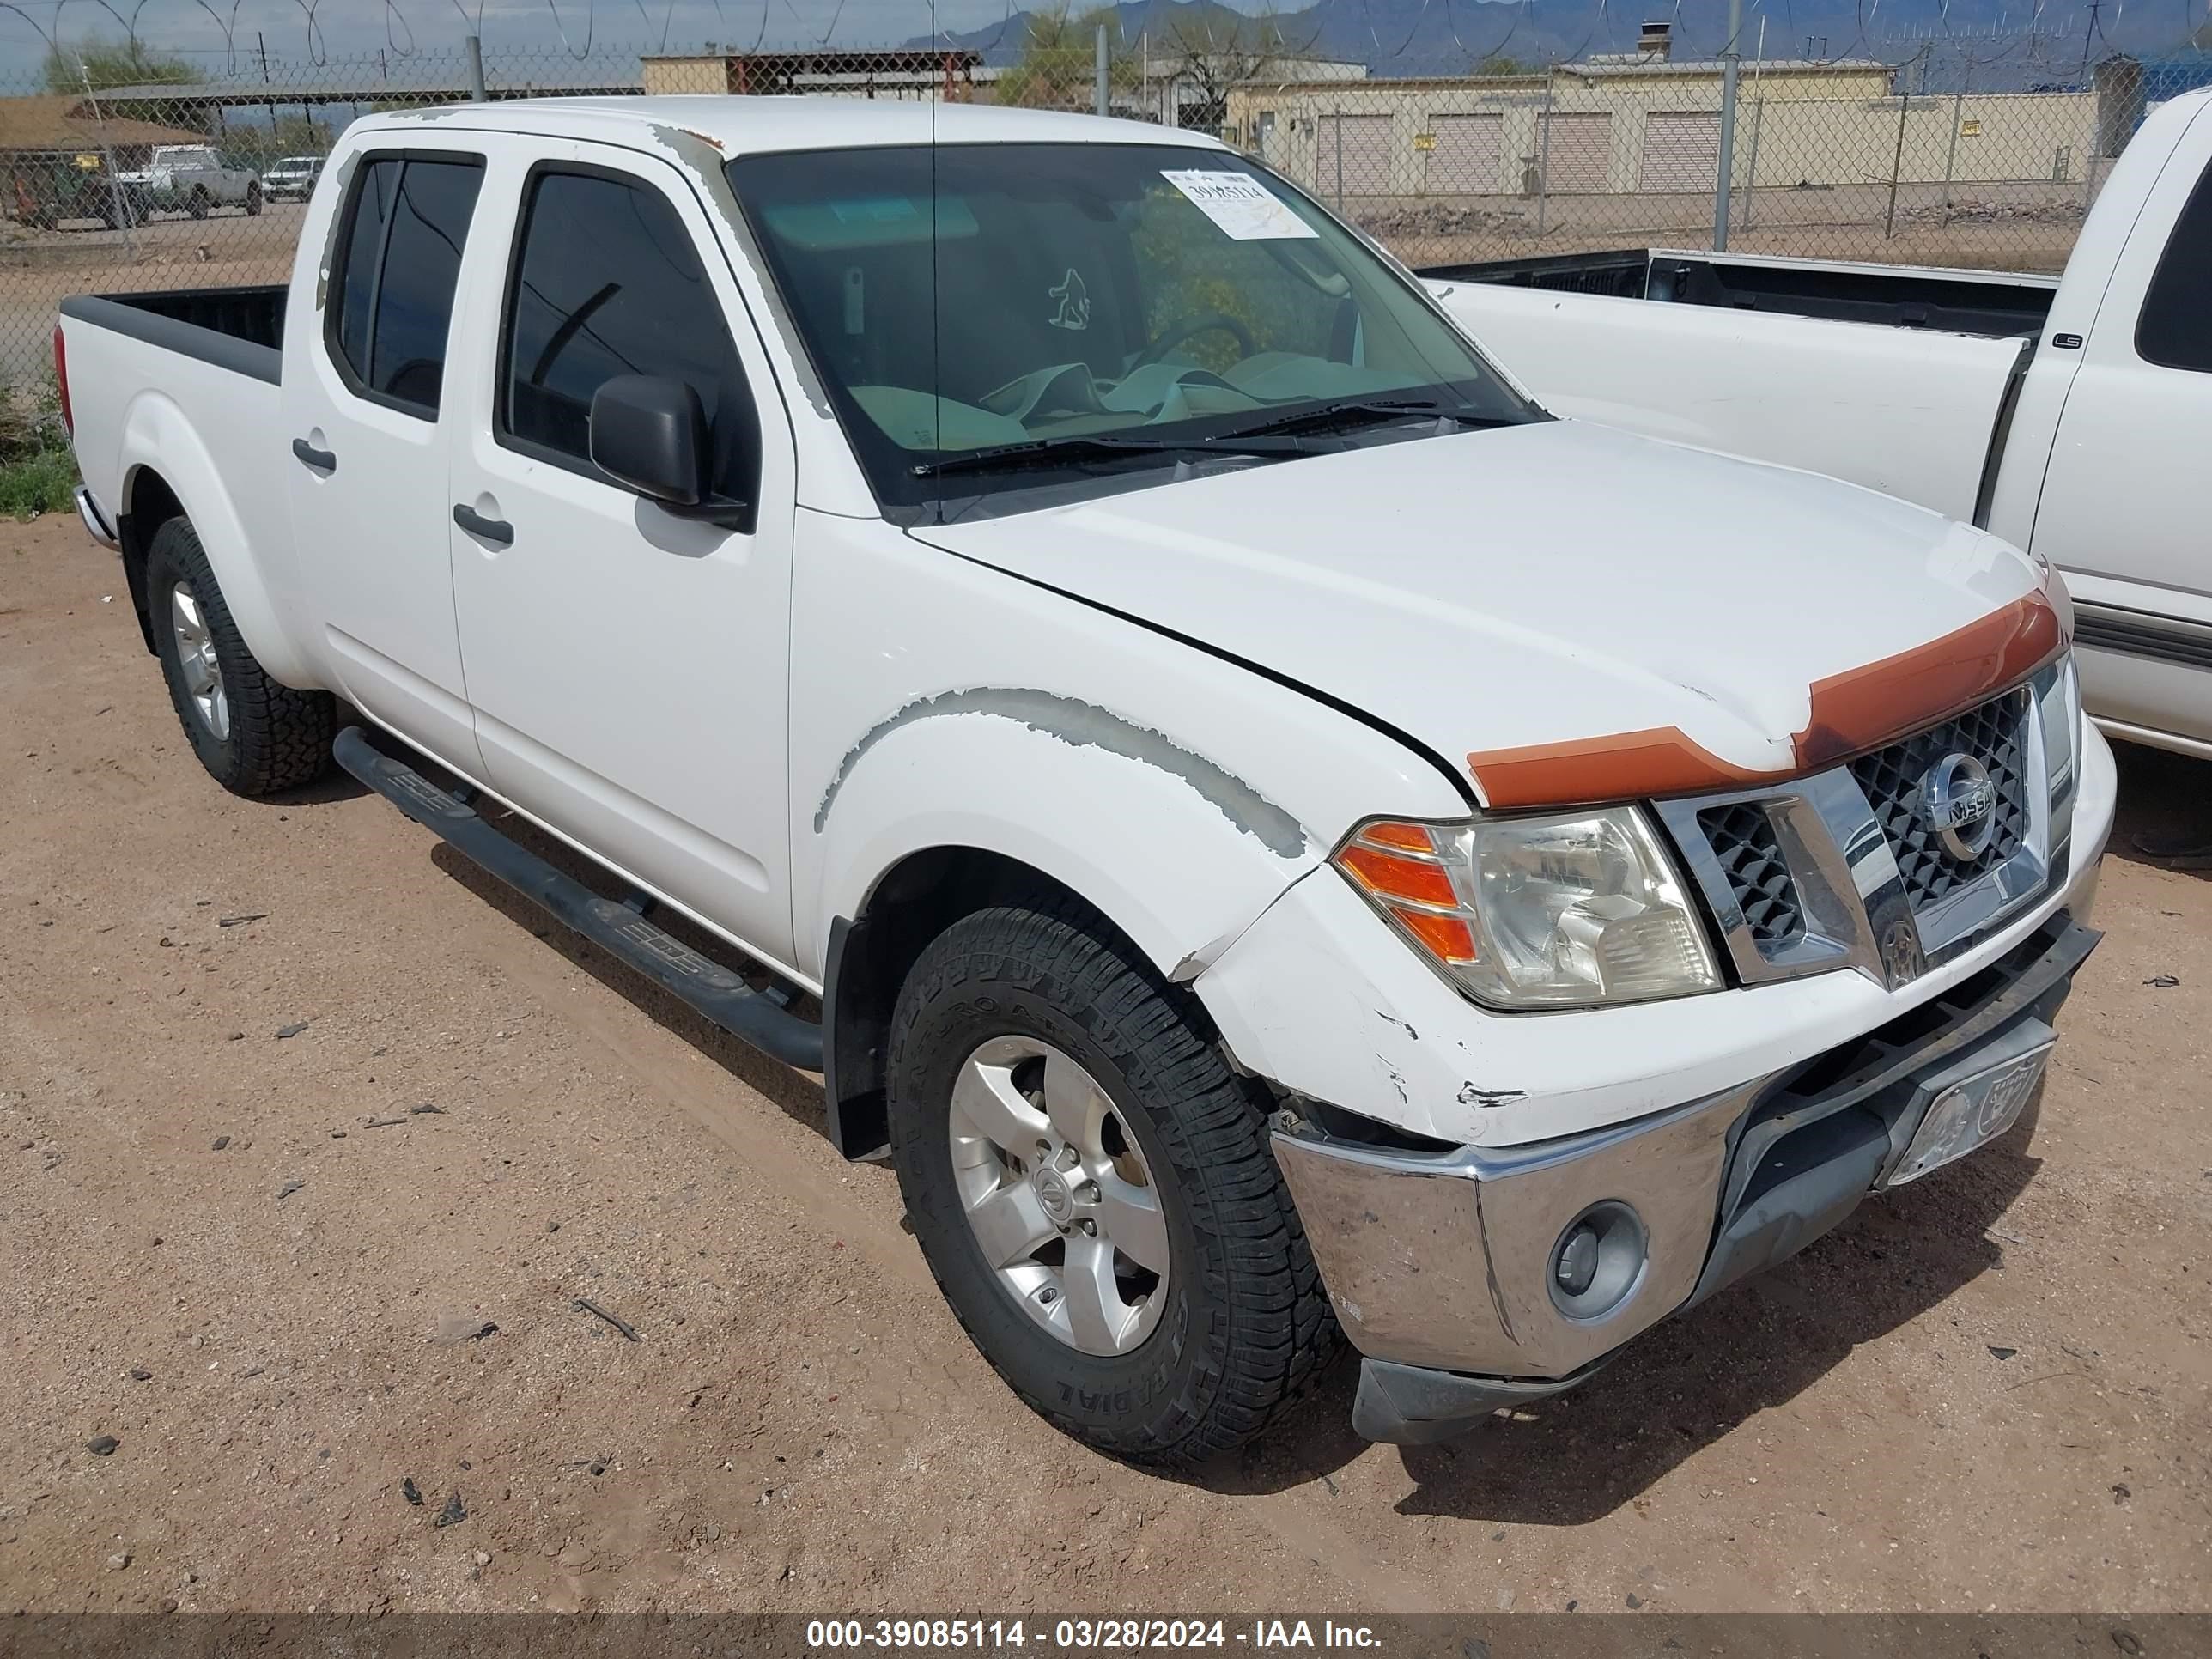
[501,168,757,502]
[333,157,395,381]
[327,154,483,414]
[2137,157,2212,374]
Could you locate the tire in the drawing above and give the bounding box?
[144,516,335,797]
[245,182,262,216]
[188,187,209,220]
[887,895,1339,1468]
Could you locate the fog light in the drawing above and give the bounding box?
[1547,1201,1649,1321]
[1555,1224,1601,1297]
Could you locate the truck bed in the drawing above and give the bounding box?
[1421,247,2058,340]
[1424,260,2032,526]
[58,278,295,681]
[58,284,286,384]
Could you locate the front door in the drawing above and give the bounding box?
[280,140,488,774]
[2029,131,2212,748]
[445,140,799,969]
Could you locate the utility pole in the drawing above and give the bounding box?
[1942,58,1971,210]
[1714,0,1742,249]
[2078,0,2100,82]
[258,31,276,137]
[1094,23,1109,118]
[80,61,137,259]
[465,33,487,101]
[1334,102,1345,210]
[1883,48,1925,239]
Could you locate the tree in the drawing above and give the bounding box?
[1474,53,1535,77]
[1155,3,1320,130]
[222,114,337,167]
[994,5,1139,111]
[43,35,196,94]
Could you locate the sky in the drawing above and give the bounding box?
[0,0,1274,71]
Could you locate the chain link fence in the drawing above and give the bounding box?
[3,18,2205,447]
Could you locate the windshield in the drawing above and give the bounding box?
[727,142,1536,513]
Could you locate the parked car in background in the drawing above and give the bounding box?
[260,155,325,202]
[1425,87,2212,765]
[115,144,262,219]
[56,98,2112,1462]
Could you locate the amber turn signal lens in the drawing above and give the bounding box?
[1359,820,1435,853]
[1390,904,1478,963]
[1338,842,1458,908]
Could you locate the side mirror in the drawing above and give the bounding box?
[589,374,710,510]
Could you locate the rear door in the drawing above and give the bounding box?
[2030,126,2212,748]
[1316,112,1395,204]
[1426,113,1503,197]
[443,137,799,966]
[1540,111,1613,194]
[281,138,487,773]
[1638,112,1720,194]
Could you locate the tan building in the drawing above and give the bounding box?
[1228,56,2102,204]
[3,94,211,228]
[1736,88,2102,193]
[641,49,994,101]
[0,93,210,164]
[1231,59,1899,202]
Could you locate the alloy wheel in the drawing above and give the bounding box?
[168,583,229,741]
[946,1035,1171,1356]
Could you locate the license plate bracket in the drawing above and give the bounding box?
[1882,1018,2056,1188]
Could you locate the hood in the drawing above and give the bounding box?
[915,420,2054,807]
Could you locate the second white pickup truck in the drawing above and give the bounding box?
[115,143,264,220]
[58,96,2112,1462]
[1428,88,2212,768]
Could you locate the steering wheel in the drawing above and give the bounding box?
[1127,313,1260,373]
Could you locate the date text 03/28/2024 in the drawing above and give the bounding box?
[803,1620,1383,1650]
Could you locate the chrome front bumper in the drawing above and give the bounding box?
[1275,1075,1753,1380]
[1273,910,2101,1422]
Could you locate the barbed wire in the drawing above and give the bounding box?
[1,0,2202,88]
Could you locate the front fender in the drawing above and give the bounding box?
[812,686,1319,983]
[119,390,313,687]
[788,511,1472,1000]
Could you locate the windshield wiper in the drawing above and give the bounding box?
[1210,397,1519,441]
[910,431,1303,480]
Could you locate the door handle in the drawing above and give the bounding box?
[452,503,514,546]
[290,437,337,472]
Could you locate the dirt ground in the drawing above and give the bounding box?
[0,511,2206,1618]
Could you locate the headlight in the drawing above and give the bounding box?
[1334,810,1722,1009]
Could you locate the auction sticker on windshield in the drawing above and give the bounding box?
[1160,170,1318,240]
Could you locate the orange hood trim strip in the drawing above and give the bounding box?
[1466,592,2066,811]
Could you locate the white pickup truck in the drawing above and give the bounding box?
[58,96,2112,1462]
[1426,88,2212,767]
[115,143,264,220]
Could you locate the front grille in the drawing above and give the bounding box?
[1697,802,1803,945]
[1659,666,2063,990]
[1849,688,2033,914]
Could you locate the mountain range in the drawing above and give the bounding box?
[906,0,2198,87]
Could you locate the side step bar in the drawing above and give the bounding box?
[334,726,824,1072]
